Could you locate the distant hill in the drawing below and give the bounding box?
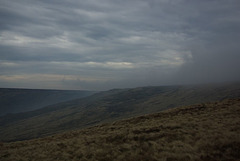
[1,98,239,161]
[0,83,239,142]
[0,88,95,116]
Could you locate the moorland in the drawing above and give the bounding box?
[0,98,240,161]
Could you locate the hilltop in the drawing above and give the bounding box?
[1,98,240,161]
[0,83,240,142]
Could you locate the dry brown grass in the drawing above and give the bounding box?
[1,98,240,161]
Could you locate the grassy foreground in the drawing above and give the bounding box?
[1,98,240,161]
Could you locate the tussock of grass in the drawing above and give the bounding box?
[1,98,240,161]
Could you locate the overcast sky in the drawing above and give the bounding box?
[0,0,240,90]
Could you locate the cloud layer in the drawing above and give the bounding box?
[0,0,240,90]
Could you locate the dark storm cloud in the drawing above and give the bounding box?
[0,0,240,90]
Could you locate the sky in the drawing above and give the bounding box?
[0,0,240,91]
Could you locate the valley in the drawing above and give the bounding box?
[0,83,239,142]
[0,88,94,116]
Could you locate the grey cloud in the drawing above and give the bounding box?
[0,0,240,90]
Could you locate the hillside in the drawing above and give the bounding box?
[0,88,94,116]
[1,98,240,161]
[0,83,240,142]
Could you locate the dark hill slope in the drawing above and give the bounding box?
[0,83,240,142]
[1,98,240,161]
[0,88,94,116]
